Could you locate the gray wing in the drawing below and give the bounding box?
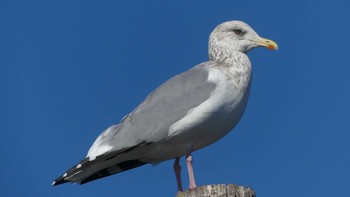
[87,62,217,158]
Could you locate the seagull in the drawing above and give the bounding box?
[52,20,278,191]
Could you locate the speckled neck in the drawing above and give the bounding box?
[208,42,252,94]
[208,29,241,63]
[208,31,252,92]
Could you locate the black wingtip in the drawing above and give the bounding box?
[52,176,69,186]
[52,142,153,186]
[52,158,89,186]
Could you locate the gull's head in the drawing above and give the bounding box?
[209,21,278,60]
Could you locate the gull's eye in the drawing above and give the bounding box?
[233,28,244,36]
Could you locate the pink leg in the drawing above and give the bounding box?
[186,154,197,189]
[174,157,183,192]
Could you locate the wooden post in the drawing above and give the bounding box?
[176,184,256,197]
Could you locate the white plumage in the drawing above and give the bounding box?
[53,20,277,190]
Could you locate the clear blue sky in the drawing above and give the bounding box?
[2,0,350,196]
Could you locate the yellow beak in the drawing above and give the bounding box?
[254,37,278,50]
